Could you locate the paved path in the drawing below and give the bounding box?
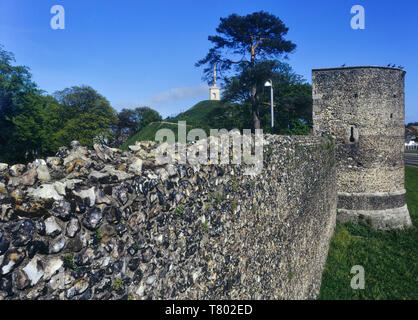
[405,152,418,167]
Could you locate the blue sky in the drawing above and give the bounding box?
[1,0,417,123]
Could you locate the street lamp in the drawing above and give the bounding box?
[264,79,274,134]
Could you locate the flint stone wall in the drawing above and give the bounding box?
[0,135,336,300]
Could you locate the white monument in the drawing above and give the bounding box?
[209,64,220,101]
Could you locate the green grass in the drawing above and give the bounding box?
[120,122,194,150]
[166,100,241,129]
[174,205,184,217]
[201,221,209,233]
[318,166,418,300]
[120,100,242,149]
[63,254,74,269]
[113,278,123,291]
[168,100,227,125]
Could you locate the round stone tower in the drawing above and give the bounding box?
[312,66,411,229]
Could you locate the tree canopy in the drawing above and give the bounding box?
[196,11,296,130]
[221,60,312,134]
[113,106,162,146]
[0,45,121,163]
[0,45,45,162]
[52,86,118,148]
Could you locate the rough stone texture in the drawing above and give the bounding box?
[312,66,412,229]
[337,205,411,230]
[0,136,336,300]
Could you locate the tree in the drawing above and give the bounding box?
[53,86,118,148]
[113,107,162,146]
[117,106,162,134]
[117,108,138,135]
[0,45,47,163]
[0,45,120,163]
[10,93,64,161]
[196,11,296,130]
[223,61,312,134]
[135,107,162,131]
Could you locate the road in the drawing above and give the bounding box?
[405,152,418,167]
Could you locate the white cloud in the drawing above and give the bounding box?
[114,84,209,110]
[144,84,209,105]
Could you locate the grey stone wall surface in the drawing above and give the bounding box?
[312,66,411,229]
[0,135,337,300]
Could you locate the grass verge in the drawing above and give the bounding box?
[318,166,418,299]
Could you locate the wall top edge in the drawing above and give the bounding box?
[312,66,406,73]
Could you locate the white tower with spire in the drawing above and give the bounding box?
[209,63,220,101]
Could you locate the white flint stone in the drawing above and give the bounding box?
[73,187,96,207]
[63,150,89,165]
[1,260,14,275]
[53,181,66,196]
[103,165,133,181]
[10,164,25,176]
[146,275,156,285]
[0,163,8,172]
[102,256,111,267]
[44,258,63,280]
[66,279,89,298]
[120,258,126,276]
[44,217,62,236]
[53,179,82,196]
[65,179,83,190]
[46,157,61,166]
[49,237,66,254]
[147,172,158,179]
[80,230,89,248]
[136,285,145,296]
[156,168,168,181]
[192,269,200,282]
[129,158,143,174]
[22,258,44,286]
[49,272,66,291]
[128,145,141,152]
[29,184,63,201]
[165,164,177,177]
[30,159,47,169]
[88,170,109,180]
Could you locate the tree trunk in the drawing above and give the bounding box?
[250,47,260,131]
[251,84,260,131]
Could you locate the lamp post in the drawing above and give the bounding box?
[264,79,274,134]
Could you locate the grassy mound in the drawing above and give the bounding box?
[121,100,245,149]
[120,122,192,150]
[318,165,418,299]
[168,100,228,126]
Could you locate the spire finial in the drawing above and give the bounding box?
[209,63,220,100]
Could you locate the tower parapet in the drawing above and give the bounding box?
[312,66,412,229]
